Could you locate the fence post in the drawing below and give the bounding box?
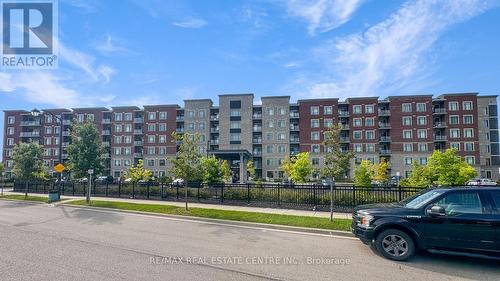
[197,185,200,202]
[220,183,224,204]
[105,182,108,197]
[161,183,165,199]
[398,186,402,201]
[132,182,135,199]
[313,184,317,209]
[118,181,121,197]
[62,182,65,195]
[247,183,250,204]
[353,186,356,207]
[147,182,150,199]
[72,182,75,196]
[278,183,281,206]
[176,184,179,199]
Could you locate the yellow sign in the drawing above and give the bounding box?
[54,163,65,173]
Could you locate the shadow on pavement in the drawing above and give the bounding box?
[59,205,124,226]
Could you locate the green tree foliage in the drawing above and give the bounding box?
[354,160,373,187]
[201,155,223,185]
[124,159,153,182]
[168,132,203,183]
[400,149,477,187]
[280,152,313,183]
[12,141,47,180]
[67,122,105,179]
[372,159,390,185]
[322,124,354,180]
[246,160,256,180]
[220,160,232,182]
[0,163,4,177]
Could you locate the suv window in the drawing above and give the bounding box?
[434,191,482,215]
[490,191,500,213]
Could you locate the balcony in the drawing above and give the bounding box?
[338,111,349,117]
[290,124,299,131]
[252,138,262,144]
[252,113,262,119]
[103,153,111,158]
[134,118,144,123]
[176,116,184,122]
[290,137,300,143]
[290,150,300,156]
[20,121,41,126]
[433,122,447,128]
[253,150,262,157]
[102,141,110,147]
[289,112,299,118]
[102,119,111,124]
[433,108,446,114]
[62,142,70,147]
[253,126,262,132]
[379,149,392,155]
[176,128,184,133]
[20,132,40,137]
[210,139,219,145]
[134,141,143,146]
[379,136,391,142]
[210,115,219,121]
[134,153,143,158]
[133,129,143,135]
[62,154,69,159]
[340,137,350,143]
[102,130,111,135]
[378,110,391,116]
[210,127,219,133]
[434,135,447,141]
[339,124,349,130]
[379,122,391,129]
[62,120,72,125]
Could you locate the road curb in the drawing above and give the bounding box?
[61,203,355,238]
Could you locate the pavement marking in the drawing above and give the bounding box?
[61,204,358,241]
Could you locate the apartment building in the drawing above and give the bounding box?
[3,93,499,181]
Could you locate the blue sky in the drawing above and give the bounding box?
[1,0,500,157]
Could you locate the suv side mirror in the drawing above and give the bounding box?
[428,205,446,217]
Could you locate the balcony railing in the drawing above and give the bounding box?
[176,116,184,122]
[340,137,350,142]
[176,128,184,133]
[290,125,299,131]
[134,153,143,158]
[289,112,299,118]
[434,135,447,141]
[379,123,391,129]
[102,130,111,135]
[338,111,349,117]
[253,151,262,156]
[62,120,72,125]
[252,138,262,144]
[379,136,391,142]
[102,141,110,147]
[20,121,41,126]
[433,122,447,128]
[102,119,111,124]
[20,132,40,137]
[290,138,300,143]
[210,139,219,145]
[253,126,262,132]
[62,142,70,147]
[134,118,144,123]
[134,141,143,146]
[210,127,219,133]
[433,108,446,114]
[378,110,391,116]
[210,115,219,121]
[379,149,391,155]
[133,129,143,135]
[290,151,300,156]
[340,124,349,130]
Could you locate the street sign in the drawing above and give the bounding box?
[54,163,65,173]
[88,169,94,175]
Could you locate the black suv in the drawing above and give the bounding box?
[352,187,500,261]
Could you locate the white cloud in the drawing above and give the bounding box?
[286,0,365,35]
[288,0,495,99]
[94,34,126,55]
[0,72,15,92]
[172,17,207,29]
[283,61,302,68]
[60,43,115,83]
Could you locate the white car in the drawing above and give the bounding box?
[466,178,497,186]
[172,178,185,185]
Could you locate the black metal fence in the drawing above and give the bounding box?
[12,180,425,212]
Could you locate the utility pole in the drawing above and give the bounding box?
[87,169,94,204]
[330,177,335,222]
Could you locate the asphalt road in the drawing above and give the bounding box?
[0,200,498,281]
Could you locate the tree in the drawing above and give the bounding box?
[425,149,477,186]
[124,159,153,182]
[220,160,232,183]
[400,161,431,188]
[280,152,313,183]
[322,124,355,181]
[246,160,256,180]
[373,159,390,185]
[168,132,203,210]
[201,155,222,185]
[354,160,372,187]
[12,141,46,180]
[67,122,105,179]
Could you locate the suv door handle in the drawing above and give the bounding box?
[477,221,491,225]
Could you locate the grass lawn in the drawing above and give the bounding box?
[0,194,50,203]
[67,200,352,232]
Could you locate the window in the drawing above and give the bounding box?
[417,129,427,139]
[159,112,167,120]
[417,116,427,125]
[311,145,320,153]
[266,107,274,116]
[114,136,122,144]
[354,144,363,152]
[148,124,156,132]
[353,118,362,127]
[114,148,121,155]
[266,132,273,141]
[148,112,156,120]
[402,116,412,126]
[483,119,489,128]
[124,124,132,132]
[434,192,482,215]
[45,138,52,145]
[124,136,131,143]
[416,103,426,112]
[198,110,205,118]
[266,145,273,153]
[159,123,167,131]
[77,114,84,123]
[403,130,412,139]
[124,113,132,121]
[159,159,166,166]
[187,110,194,118]
[310,106,319,115]
[312,158,320,165]
[114,113,123,121]
[267,120,275,128]
[366,144,375,153]
[413,143,425,153]
[187,123,195,130]
[403,143,413,152]
[277,107,286,115]
[353,131,362,140]
[463,101,473,110]
[451,142,460,150]
[464,128,474,138]
[86,114,94,122]
[365,105,374,114]
[324,119,333,128]
[266,159,274,166]
[230,133,240,141]
[464,142,474,152]
[365,118,375,127]
[159,135,166,143]
[449,115,459,125]
[311,119,319,128]
[277,120,286,128]
[324,106,333,115]
[463,115,473,125]
[450,129,460,138]
[147,160,155,167]
[366,131,375,140]
[45,115,52,123]
[198,122,206,130]
[402,103,412,113]
[230,121,241,129]
[278,145,286,153]
[404,157,413,165]
[353,105,362,114]
[230,109,241,117]
[115,125,122,132]
[311,132,320,141]
[7,127,14,135]
[448,102,459,111]
[148,135,156,143]
[465,156,475,165]
[277,133,286,140]
[147,147,155,154]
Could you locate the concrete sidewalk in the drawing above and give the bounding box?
[2,190,351,219]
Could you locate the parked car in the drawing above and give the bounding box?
[321,178,335,187]
[95,176,113,184]
[123,178,133,183]
[466,178,497,186]
[78,178,88,183]
[352,187,500,261]
[172,178,185,186]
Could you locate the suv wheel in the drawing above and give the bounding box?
[375,229,415,261]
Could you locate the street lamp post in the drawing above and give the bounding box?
[31,109,64,194]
